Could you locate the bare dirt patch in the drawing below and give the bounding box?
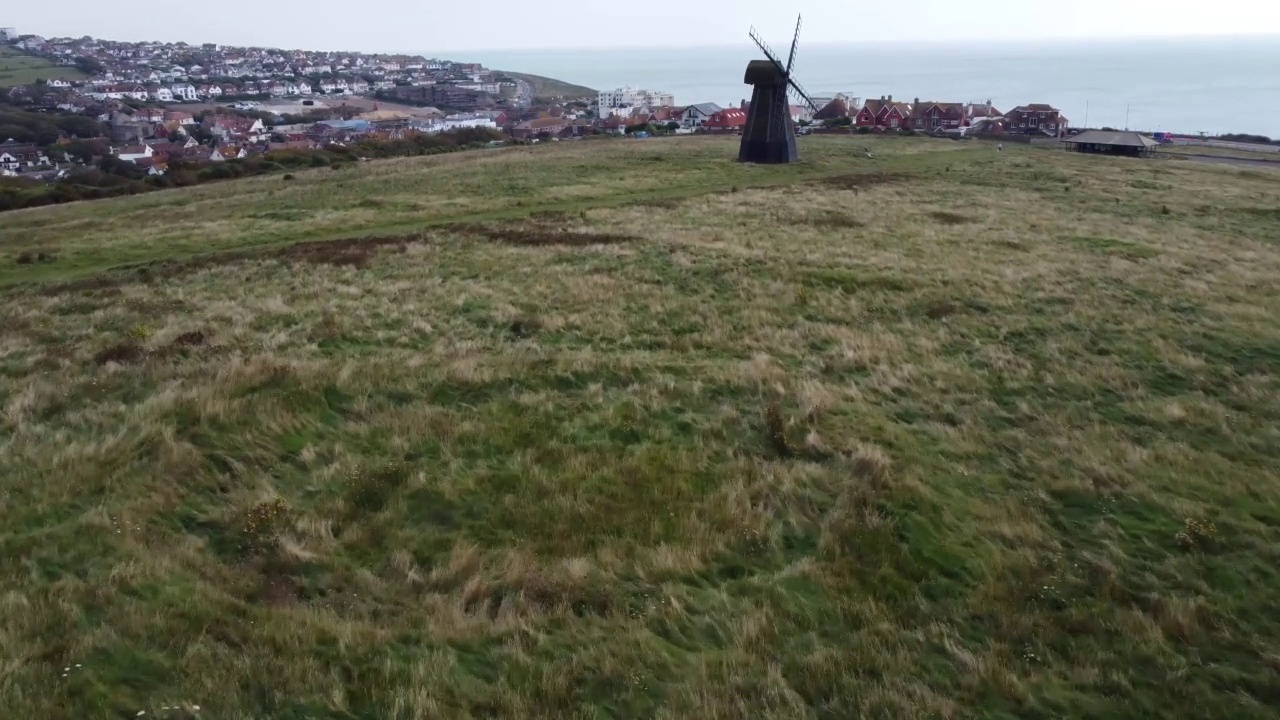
[93,342,144,365]
[928,210,974,225]
[449,221,638,247]
[810,171,909,191]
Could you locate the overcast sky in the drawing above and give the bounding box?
[6,2,1279,53]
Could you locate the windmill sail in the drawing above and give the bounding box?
[786,15,802,74]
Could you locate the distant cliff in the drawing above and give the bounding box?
[499,71,594,100]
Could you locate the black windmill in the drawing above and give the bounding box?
[740,15,820,164]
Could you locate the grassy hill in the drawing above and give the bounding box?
[500,70,595,100]
[0,45,89,87]
[2,136,1280,719]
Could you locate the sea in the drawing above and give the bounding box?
[461,36,1280,137]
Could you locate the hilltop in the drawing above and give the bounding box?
[2,135,1279,719]
[499,70,596,101]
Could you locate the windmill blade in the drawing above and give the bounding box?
[749,26,788,76]
[788,77,820,113]
[786,15,802,74]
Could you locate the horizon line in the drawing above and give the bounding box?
[434,31,1280,56]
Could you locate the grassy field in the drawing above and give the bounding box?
[2,135,1280,719]
[1158,143,1280,163]
[0,45,89,87]
[499,71,595,100]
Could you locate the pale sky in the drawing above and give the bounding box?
[6,2,1279,53]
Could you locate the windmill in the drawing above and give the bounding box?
[740,15,820,164]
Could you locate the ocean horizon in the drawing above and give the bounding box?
[453,35,1280,137]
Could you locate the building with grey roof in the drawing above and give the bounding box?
[1063,130,1159,157]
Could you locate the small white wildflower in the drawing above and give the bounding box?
[137,713,146,717]
[64,667,70,671]
[192,705,200,711]
[75,664,82,668]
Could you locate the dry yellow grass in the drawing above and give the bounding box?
[1,135,1279,719]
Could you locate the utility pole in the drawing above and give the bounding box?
[1084,100,1089,129]
[1125,103,1130,131]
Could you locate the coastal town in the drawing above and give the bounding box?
[5,25,1269,203]
[0,26,1086,179]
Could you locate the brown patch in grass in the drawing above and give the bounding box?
[810,171,908,190]
[450,222,637,247]
[928,210,974,225]
[803,209,865,229]
[15,250,57,265]
[254,567,300,608]
[93,342,144,365]
[282,235,411,268]
[171,330,209,348]
[925,300,961,319]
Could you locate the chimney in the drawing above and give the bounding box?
[913,97,919,105]
[888,95,893,102]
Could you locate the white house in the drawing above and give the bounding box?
[150,87,175,102]
[349,79,369,93]
[47,78,72,88]
[114,144,154,163]
[297,81,312,95]
[200,84,223,99]
[171,83,199,101]
[680,103,722,128]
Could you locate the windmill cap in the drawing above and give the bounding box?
[744,59,787,85]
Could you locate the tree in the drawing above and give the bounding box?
[666,121,680,133]
[54,115,105,139]
[0,124,37,144]
[73,57,105,76]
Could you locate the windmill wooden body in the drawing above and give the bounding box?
[740,16,819,164]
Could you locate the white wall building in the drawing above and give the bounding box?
[0,28,18,41]
[598,86,675,111]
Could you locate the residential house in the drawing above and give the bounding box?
[349,79,369,94]
[681,103,722,129]
[150,86,175,102]
[438,113,496,131]
[268,83,286,97]
[114,144,154,163]
[511,117,568,139]
[704,109,747,132]
[909,101,965,131]
[855,96,912,129]
[47,79,72,88]
[1005,104,1068,136]
[963,101,1002,125]
[297,81,311,95]
[0,139,49,171]
[171,83,199,101]
[136,107,165,123]
[813,98,852,121]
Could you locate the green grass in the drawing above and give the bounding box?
[499,70,595,100]
[2,136,1280,719]
[1158,143,1280,163]
[0,45,89,87]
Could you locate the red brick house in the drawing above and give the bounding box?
[910,100,965,131]
[1005,104,1068,136]
[855,96,912,129]
[512,117,568,139]
[704,109,747,131]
